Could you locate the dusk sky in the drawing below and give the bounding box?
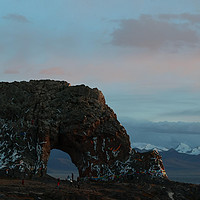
[1,0,200,147]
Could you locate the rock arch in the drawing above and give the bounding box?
[0,80,130,177]
[0,80,167,179]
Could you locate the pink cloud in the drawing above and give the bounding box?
[4,68,19,74]
[79,48,200,93]
[40,67,66,76]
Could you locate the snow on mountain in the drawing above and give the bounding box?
[132,142,200,155]
[190,147,200,155]
[132,142,169,152]
[175,143,192,154]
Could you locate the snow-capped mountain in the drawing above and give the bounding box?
[132,142,200,155]
[175,143,192,154]
[132,142,169,152]
[190,146,200,155]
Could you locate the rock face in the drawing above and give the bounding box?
[0,80,166,179]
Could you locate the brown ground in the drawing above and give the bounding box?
[0,176,200,200]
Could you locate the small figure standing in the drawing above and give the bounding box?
[22,179,24,185]
[40,166,43,177]
[57,178,60,189]
[77,177,80,189]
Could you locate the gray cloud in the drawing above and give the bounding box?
[164,110,200,117]
[2,14,30,23]
[122,119,200,136]
[111,15,199,49]
[158,13,200,24]
[121,119,200,148]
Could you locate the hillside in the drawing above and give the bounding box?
[161,149,200,184]
[0,177,199,199]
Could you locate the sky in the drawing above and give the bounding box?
[1,0,200,147]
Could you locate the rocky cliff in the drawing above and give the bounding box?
[0,80,167,179]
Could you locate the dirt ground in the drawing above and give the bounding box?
[0,176,200,200]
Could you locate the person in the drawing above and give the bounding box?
[5,169,9,176]
[22,179,24,185]
[40,166,43,177]
[77,177,80,189]
[72,173,74,181]
[57,178,60,189]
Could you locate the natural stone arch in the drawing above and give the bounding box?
[0,80,167,179]
[0,80,130,178]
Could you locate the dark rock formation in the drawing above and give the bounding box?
[0,80,166,179]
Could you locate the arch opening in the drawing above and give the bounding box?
[47,149,79,180]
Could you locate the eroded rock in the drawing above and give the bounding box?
[0,80,167,179]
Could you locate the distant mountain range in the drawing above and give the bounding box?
[132,142,200,155]
[133,142,200,184]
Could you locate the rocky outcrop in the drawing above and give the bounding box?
[0,80,167,179]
